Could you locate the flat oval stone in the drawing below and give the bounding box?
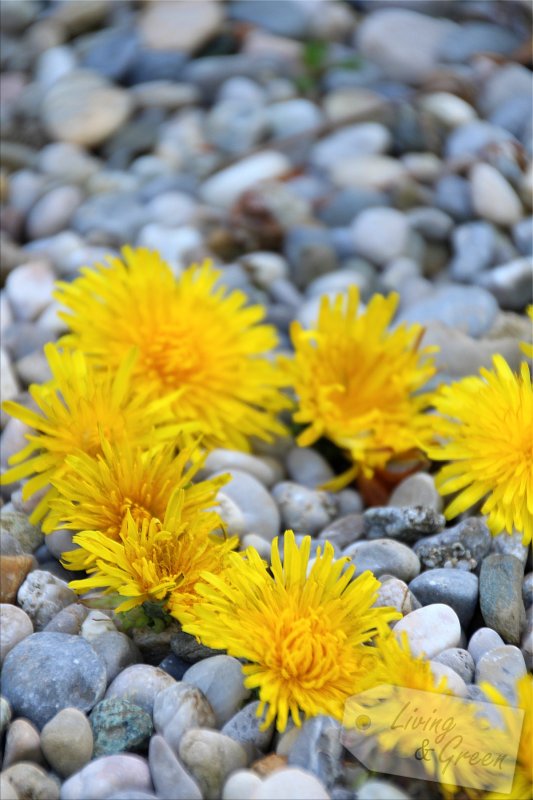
[343,539,421,582]
[393,604,462,658]
[468,627,505,664]
[1,632,106,728]
[479,554,526,645]
[60,754,152,800]
[434,648,475,683]
[409,568,479,628]
[476,645,526,704]
[40,708,94,778]
[105,664,175,716]
[183,656,250,727]
[153,682,216,754]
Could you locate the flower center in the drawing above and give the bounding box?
[272,610,341,688]
[141,328,206,389]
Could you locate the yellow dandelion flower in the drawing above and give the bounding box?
[481,674,533,800]
[373,631,451,694]
[0,344,181,526]
[54,246,290,452]
[427,355,533,545]
[49,441,228,570]
[520,305,533,359]
[183,529,400,732]
[283,287,436,484]
[66,488,237,621]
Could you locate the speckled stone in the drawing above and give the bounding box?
[475,645,526,704]
[363,505,445,544]
[479,554,526,645]
[90,698,153,757]
[434,648,475,683]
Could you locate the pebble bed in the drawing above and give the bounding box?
[0,2,532,800]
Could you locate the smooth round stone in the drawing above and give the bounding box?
[357,779,408,800]
[272,482,337,537]
[41,708,93,778]
[513,218,533,256]
[0,604,33,664]
[306,270,372,302]
[409,569,478,629]
[200,151,290,209]
[3,718,43,768]
[374,577,419,617]
[240,252,288,289]
[445,121,515,160]
[449,220,495,281]
[343,539,421,582]
[0,515,43,555]
[481,64,532,116]
[414,517,491,571]
[491,530,529,566]
[202,450,278,488]
[35,44,77,88]
[223,769,263,800]
[178,729,248,800]
[364,506,445,544]
[0,556,37,605]
[402,152,443,183]
[2,763,60,800]
[434,648,475,684]
[429,661,468,697]
[183,656,250,727]
[222,701,274,755]
[153,682,216,754]
[388,474,442,513]
[265,98,323,139]
[407,208,453,243]
[479,554,526,646]
[218,76,265,106]
[440,22,521,62]
[468,628,505,665]
[330,155,407,191]
[393,604,462,658]
[90,631,141,683]
[477,257,533,311]
[420,92,477,128]
[5,261,56,323]
[397,284,499,338]
[2,632,106,728]
[149,735,202,800]
[351,207,409,266]
[215,470,280,542]
[476,646,526,704]
[44,602,88,635]
[470,163,522,227]
[81,609,116,642]
[0,775,18,800]
[311,123,391,171]
[434,174,473,222]
[90,698,153,757]
[317,514,365,550]
[252,767,329,800]
[60,754,152,800]
[285,447,334,489]
[17,570,77,631]
[42,69,132,146]
[287,715,341,788]
[105,665,175,716]
[26,185,84,240]
[284,226,338,289]
[139,0,222,53]
[336,489,363,517]
[241,533,272,560]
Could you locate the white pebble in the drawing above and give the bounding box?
[429,661,468,697]
[470,163,523,227]
[200,151,290,209]
[223,770,263,800]
[393,604,461,657]
[251,767,330,799]
[5,261,56,321]
[202,450,279,487]
[215,470,280,542]
[183,656,250,727]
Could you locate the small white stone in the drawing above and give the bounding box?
[429,661,468,697]
[81,609,116,642]
[241,533,272,560]
[17,570,77,631]
[60,754,151,800]
[272,481,337,536]
[200,151,290,209]
[286,447,334,489]
[388,473,442,512]
[137,224,202,271]
[179,729,248,800]
[393,604,461,658]
[5,261,56,322]
[476,645,526,704]
[468,627,505,664]
[0,604,33,665]
[331,156,407,191]
[251,767,330,799]
[215,470,280,542]
[352,207,409,266]
[470,163,523,226]
[223,770,263,800]
[240,252,288,288]
[105,664,176,716]
[139,0,223,53]
[420,92,477,128]
[26,185,83,239]
[202,450,279,487]
[183,656,250,727]
[149,734,202,800]
[153,682,216,754]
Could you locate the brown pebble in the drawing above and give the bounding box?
[0,555,34,603]
[251,753,288,777]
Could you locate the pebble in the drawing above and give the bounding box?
[26,185,84,240]
[90,698,153,757]
[105,665,176,716]
[40,707,94,777]
[202,450,278,488]
[414,517,491,570]
[428,661,467,696]
[287,716,341,788]
[440,22,521,62]
[178,729,248,800]
[200,152,290,209]
[272,482,337,536]
[0,554,35,604]
[363,505,445,544]
[387,474,442,512]
[2,632,106,728]
[406,207,453,242]
[409,569,478,629]
[223,770,263,800]
[44,602,88,635]
[170,628,222,664]
[445,120,515,160]
[479,554,526,645]
[351,207,409,266]
[5,261,56,322]
[470,163,523,227]
[285,447,334,489]
[284,227,337,290]
[90,631,141,683]
[420,92,477,128]
[317,514,365,550]
[434,648,475,683]
[183,656,249,727]
[17,570,77,630]
[468,627,505,664]
[397,284,499,338]
[342,539,420,582]
[241,533,272,560]
[357,780,408,800]
[0,776,18,800]
[311,124,391,171]
[3,718,43,768]
[523,573,533,608]
[60,754,152,800]
[449,220,495,282]
[374,577,419,617]
[153,682,216,754]
[475,645,527,704]
[35,44,77,88]
[139,0,222,53]
[81,609,116,642]
[42,69,132,146]
[240,252,288,289]
[266,98,323,139]
[2,763,60,800]
[222,701,274,755]
[435,174,473,222]
[476,257,533,310]
[252,767,330,800]
[491,530,529,566]
[215,470,280,542]
[393,604,462,658]
[336,489,363,517]
[149,735,202,800]
[331,156,407,191]
[0,604,33,664]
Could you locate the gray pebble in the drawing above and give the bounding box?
[90,632,141,683]
[0,604,33,665]
[352,207,409,266]
[215,469,281,542]
[374,577,420,616]
[523,573,533,608]
[222,700,274,755]
[343,539,421,582]
[40,707,94,778]
[2,632,106,728]
[272,481,337,536]
[60,754,152,800]
[475,645,527,704]
[90,698,153,757]
[480,554,526,645]
[287,715,342,789]
[153,682,216,754]
[435,174,473,222]
[183,655,249,727]
[105,665,176,716]
[445,120,515,160]
[201,449,279,488]
[44,602,88,635]
[0,512,43,554]
[450,221,496,282]
[286,447,334,489]
[2,763,60,800]
[318,514,365,550]
[397,284,499,338]
[148,735,202,800]
[414,517,491,570]
[170,628,222,663]
[178,729,247,800]
[387,473,442,513]
[440,22,521,63]
[407,207,453,242]
[468,627,505,664]
[364,505,445,544]
[491,530,529,566]
[284,226,338,289]
[336,489,363,517]
[409,569,478,628]
[393,604,462,658]
[476,257,533,310]
[17,570,77,631]
[26,185,84,240]
[433,648,475,683]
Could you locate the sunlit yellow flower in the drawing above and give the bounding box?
[183,530,400,732]
[481,674,533,800]
[66,488,237,621]
[520,306,533,359]
[49,441,228,570]
[427,356,532,545]
[373,631,450,694]
[0,344,180,526]
[54,247,290,452]
[283,287,436,484]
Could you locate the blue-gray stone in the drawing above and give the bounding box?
[81,28,139,82]
[409,569,479,628]
[222,700,274,754]
[317,188,388,227]
[90,698,153,757]
[450,221,495,282]
[414,517,492,571]
[445,121,515,160]
[479,554,526,646]
[434,648,475,683]
[490,94,533,140]
[127,49,187,84]
[439,23,521,63]
[475,258,533,311]
[229,0,312,38]
[434,175,473,222]
[72,193,145,244]
[397,284,499,338]
[363,506,445,544]
[343,539,420,582]
[513,218,533,256]
[284,226,338,289]
[288,715,342,789]
[1,632,106,728]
